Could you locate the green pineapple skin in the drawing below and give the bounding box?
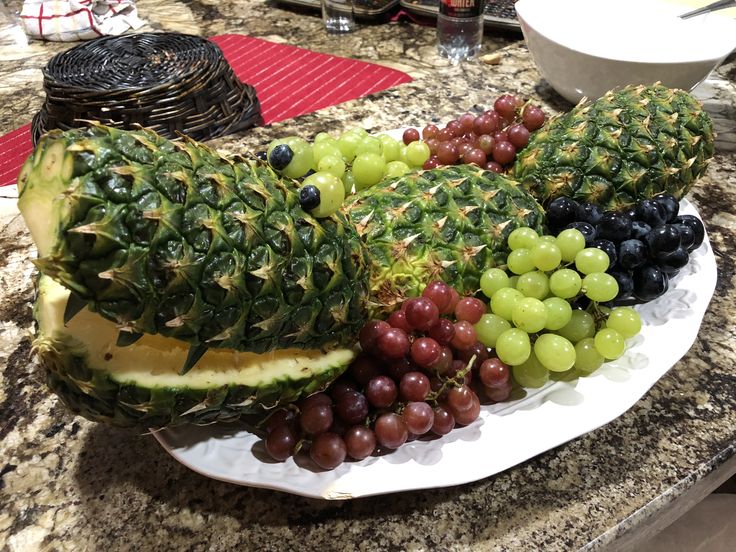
[513,84,715,210]
[18,125,371,355]
[345,165,546,316]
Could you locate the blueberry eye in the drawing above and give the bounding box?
[299,185,321,211]
[255,151,267,162]
[268,144,293,171]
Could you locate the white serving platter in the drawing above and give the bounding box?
[153,199,717,500]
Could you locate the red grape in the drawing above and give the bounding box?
[446,120,463,137]
[448,359,473,385]
[423,157,440,170]
[458,113,475,134]
[457,142,473,158]
[265,408,297,434]
[344,426,376,460]
[426,138,440,155]
[400,371,431,402]
[485,380,512,402]
[431,406,455,435]
[404,297,440,331]
[464,147,487,167]
[428,318,455,345]
[374,413,409,449]
[479,357,510,387]
[446,384,475,413]
[437,142,459,165]
[386,357,415,382]
[492,130,509,143]
[437,128,454,142]
[365,375,398,408]
[477,134,495,154]
[522,105,546,131]
[310,432,347,469]
[350,353,382,386]
[387,310,412,333]
[330,378,357,401]
[457,341,489,371]
[300,404,334,435]
[335,390,369,424]
[428,345,453,375]
[411,337,441,368]
[483,110,501,130]
[447,288,460,314]
[494,95,518,122]
[422,124,440,140]
[403,128,420,145]
[484,161,503,173]
[359,320,390,353]
[451,320,477,350]
[507,124,531,148]
[453,393,481,425]
[402,402,435,435]
[463,132,478,144]
[473,114,495,136]
[299,392,332,412]
[265,424,297,461]
[422,280,453,311]
[454,297,486,324]
[376,327,411,359]
[492,141,517,165]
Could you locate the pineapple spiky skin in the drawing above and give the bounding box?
[513,84,715,210]
[19,125,371,355]
[344,165,545,316]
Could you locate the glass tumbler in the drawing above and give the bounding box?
[322,0,356,33]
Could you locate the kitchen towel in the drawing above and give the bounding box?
[0,34,413,186]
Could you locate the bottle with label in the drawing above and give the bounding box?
[437,0,484,63]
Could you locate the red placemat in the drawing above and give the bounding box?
[0,34,412,187]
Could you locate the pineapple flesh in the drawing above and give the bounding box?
[345,165,546,316]
[513,84,714,210]
[18,125,371,358]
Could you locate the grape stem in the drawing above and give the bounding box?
[426,354,477,402]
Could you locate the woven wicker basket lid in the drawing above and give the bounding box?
[32,32,262,144]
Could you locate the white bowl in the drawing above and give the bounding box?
[515,0,736,104]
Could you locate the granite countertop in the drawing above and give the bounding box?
[1,1,735,550]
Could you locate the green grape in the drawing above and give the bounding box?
[399,145,409,165]
[355,136,382,156]
[594,328,625,359]
[353,153,386,190]
[405,141,431,167]
[556,229,586,262]
[301,172,345,218]
[606,307,642,339]
[512,351,549,388]
[337,132,362,162]
[317,154,346,179]
[475,313,512,348]
[507,248,535,275]
[283,140,314,179]
[574,338,604,374]
[575,248,610,275]
[509,275,520,289]
[342,170,355,195]
[582,273,619,303]
[491,288,524,320]
[512,297,547,333]
[383,160,411,178]
[349,127,369,138]
[480,268,510,299]
[549,268,582,299]
[557,310,595,343]
[516,271,549,300]
[534,333,576,372]
[543,297,573,330]
[313,141,343,164]
[495,328,532,366]
[378,134,401,162]
[508,227,539,250]
[314,132,334,143]
[530,242,562,272]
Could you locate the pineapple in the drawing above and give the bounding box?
[345,165,545,316]
[513,84,714,210]
[18,125,371,371]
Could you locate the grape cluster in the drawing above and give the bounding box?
[260,129,430,217]
[403,94,546,172]
[477,226,643,387]
[261,281,513,470]
[546,196,705,303]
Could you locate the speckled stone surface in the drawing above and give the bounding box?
[1,1,735,550]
